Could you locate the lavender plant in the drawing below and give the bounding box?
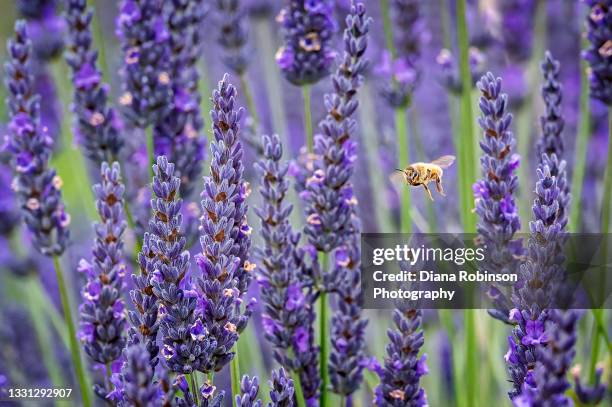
[255,133,319,405]
[378,0,425,108]
[268,368,295,407]
[153,0,206,198]
[116,0,172,128]
[147,156,213,374]
[303,0,371,254]
[473,72,522,323]
[498,0,536,63]
[436,47,485,95]
[78,162,127,387]
[64,0,124,165]
[275,0,336,86]
[196,74,254,373]
[215,0,250,75]
[374,307,428,406]
[4,20,70,256]
[583,0,612,105]
[507,53,572,400]
[236,375,262,407]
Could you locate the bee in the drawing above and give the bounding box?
[394,155,456,201]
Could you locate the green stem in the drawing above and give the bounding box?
[29,275,70,349]
[456,0,477,233]
[230,345,241,406]
[146,126,154,179]
[303,86,314,153]
[24,277,66,391]
[53,255,92,407]
[318,252,330,407]
[379,0,396,59]
[569,51,591,232]
[395,109,411,234]
[189,373,199,404]
[290,370,307,407]
[239,73,259,129]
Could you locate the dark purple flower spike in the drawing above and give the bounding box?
[65,0,124,165]
[4,20,70,256]
[196,74,255,372]
[276,0,336,86]
[78,161,127,375]
[583,0,612,105]
[473,72,522,323]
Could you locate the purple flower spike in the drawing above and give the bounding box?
[65,0,124,165]
[268,368,295,407]
[537,52,565,159]
[78,162,127,373]
[508,54,573,401]
[4,21,70,256]
[148,156,214,374]
[115,343,173,406]
[375,307,428,407]
[379,0,426,108]
[117,0,172,127]
[583,0,612,105]
[573,365,607,405]
[498,0,536,63]
[255,134,320,402]
[276,0,336,86]
[153,0,207,198]
[196,74,254,373]
[303,0,371,255]
[473,72,522,323]
[215,0,250,74]
[236,375,262,407]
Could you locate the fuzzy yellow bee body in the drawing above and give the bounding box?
[396,155,456,201]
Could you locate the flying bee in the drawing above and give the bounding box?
[393,155,456,201]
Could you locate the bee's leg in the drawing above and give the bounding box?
[436,177,445,196]
[422,183,434,201]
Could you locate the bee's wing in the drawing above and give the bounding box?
[389,171,406,194]
[431,155,456,169]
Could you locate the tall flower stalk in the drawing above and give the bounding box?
[276,0,336,152]
[255,134,318,407]
[154,0,207,198]
[78,162,127,399]
[4,20,91,407]
[300,2,371,405]
[196,75,254,399]
[117,0,172,174]
[64,0,123,166]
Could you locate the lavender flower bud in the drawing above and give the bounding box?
[4,21,70,256]
[573,365,606,405]
[129,234,161,367]
[215,0,250,74]
[513,310,578,406]
[17,0,56,19]
[116,343,171,406]
[236,375,262,407]
[146,156,213,374]
[196,74,254,372]
[117,0,173,127]
[268,368,294,407]
[276,0,336,86]
[583,0,612,105]
[378,0,425,108]
[537,51,565,159]
[65,0,124,165]
[255,134,320,401]
[375,307,428,406]
[303,0,371,254]
[473,72,522,323]
[78,162,127,367]
[153,0,207,198]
